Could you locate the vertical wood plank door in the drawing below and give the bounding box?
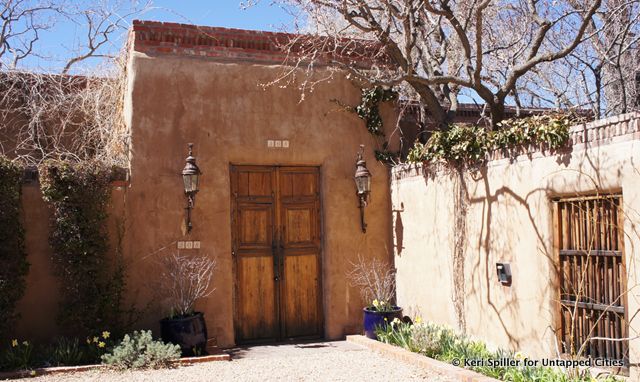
[231,165,322,344]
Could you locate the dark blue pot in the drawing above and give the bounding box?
[160,312,208,356]
[363,306,402,339]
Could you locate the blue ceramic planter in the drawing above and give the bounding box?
[363,306,403,339]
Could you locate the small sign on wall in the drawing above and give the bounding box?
[177,241,200,249]
[267,140,289,148]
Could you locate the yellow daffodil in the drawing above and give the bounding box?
[93,336,99,343]
[415,316,423,324]
[514,351,524,361]
[372,299,380,308]
[102,331,110,339]
[11,339,18,347]
[98,341,106,348]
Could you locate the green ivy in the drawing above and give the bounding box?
[39,160,125,337]
[0,157,29,340]
[350,86,399,164]
[355,87,398,136]
[407,114,573,166]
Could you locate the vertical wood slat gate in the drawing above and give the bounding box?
[554,195,628,362]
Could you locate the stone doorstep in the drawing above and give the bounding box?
[0,353,230,380]
[346,335,500,382]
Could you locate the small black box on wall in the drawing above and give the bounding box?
[496,263,512,286]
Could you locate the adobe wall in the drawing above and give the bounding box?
[391,113,640,378]
[14,185,127,341]
[122,22,396,347]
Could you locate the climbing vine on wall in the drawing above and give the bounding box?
[0,156,29,340]
[406,114,574,166]
[352,86,400,164]
[355,87,397,136]
[39,160,126,336]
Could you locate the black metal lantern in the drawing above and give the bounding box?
[182,143,201,233]
[354,144,372,233]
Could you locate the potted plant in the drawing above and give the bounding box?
[347,256,402,339]
[158,252,216,356]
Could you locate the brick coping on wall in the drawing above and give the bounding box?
[130,20,382,65]
[392,112,640,180]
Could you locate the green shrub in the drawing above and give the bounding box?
[376,319,621,382]
[0,340,34,371]
[45,337,85,367]
[0,157,29,340]
[101,330,180,370]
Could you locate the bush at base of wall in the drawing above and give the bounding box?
[376,319,622,382]
[39,160,125,337]
[0,156,29,340]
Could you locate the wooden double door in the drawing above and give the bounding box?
[231,165,323,344]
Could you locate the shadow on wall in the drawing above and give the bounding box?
[394,202,404,257]
[406,142,640,356]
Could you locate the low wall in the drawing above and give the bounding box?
[391,113,640,379]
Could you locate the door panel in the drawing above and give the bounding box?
[284,206,313,244]
[279,168,322,340]
[236,255,278,341]
[238,206,270,246]
[232,166,278,343]
[231,165,322,344]
[282,253,320,338]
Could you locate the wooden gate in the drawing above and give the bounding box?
[230,165,323,344]
[554,194,628,362]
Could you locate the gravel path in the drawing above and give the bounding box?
[17,341,460,382]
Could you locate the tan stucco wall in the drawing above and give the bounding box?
[122,52,394,347]
[391,117,640,378]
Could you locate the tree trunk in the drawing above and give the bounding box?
[489,102,505,129]
[409,81,450,129]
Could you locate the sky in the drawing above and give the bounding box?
[17,1,298,71]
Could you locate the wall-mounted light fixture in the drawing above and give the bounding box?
[354,144,372,233]
[182,143,201,233]
[496,262,512,286]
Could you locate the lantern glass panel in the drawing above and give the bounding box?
[183,174,194,193]
[355,175,370,194]
[192,173,199,192]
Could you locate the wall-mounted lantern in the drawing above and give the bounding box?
[182,143,201,233]
[354,144,372,233]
